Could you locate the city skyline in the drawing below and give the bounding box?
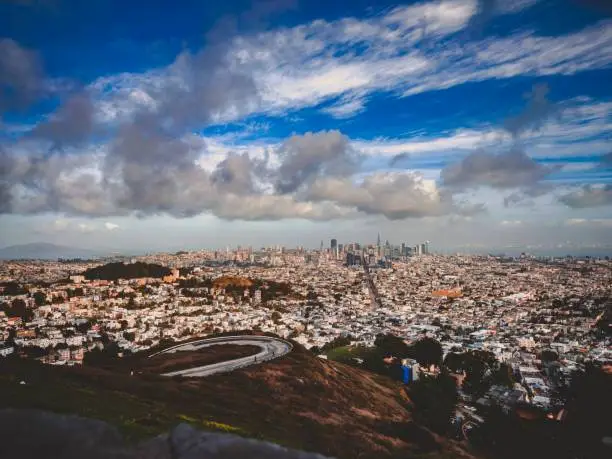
[1,0,611,253]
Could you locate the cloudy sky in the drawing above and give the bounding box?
[0,0,611,254]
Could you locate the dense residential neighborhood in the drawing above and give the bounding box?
[1,247,610,423]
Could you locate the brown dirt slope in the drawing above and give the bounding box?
[212,276,253,288]
[0,334,476,459]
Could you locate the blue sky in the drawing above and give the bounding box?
[0,0,611,253]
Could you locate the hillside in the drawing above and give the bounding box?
[82,261,171,280]
[0,336,475,459]
[212,275,253,288]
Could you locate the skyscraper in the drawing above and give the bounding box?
[331,239,338,260]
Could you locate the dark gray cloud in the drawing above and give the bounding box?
[559,184,612,208]
[29,92,95,150]
[388,152,411,168]
[275,130,358,193]
[306,172,480,220]
[441,148,556,190]
[504,84,557,137]
[0,147,13,212]
[0,1,290,219]
[0,128,477,222]
[105,116,211,217]
[0,38,44,116]
[71,0,291,217]
[144,0,298,133]
[150,48,258,133]
[0,148,113,216]
[0,1,506,223]
[503,184,554,207]
[212,152,267,195]
[441,83,560,200]
[98,36,262,216]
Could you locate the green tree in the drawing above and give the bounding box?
[408,371,458,434]
[84,342,119,367]
[33,291,47,306]
[123,331,136,341]
[411,337,443,367]
[443,352,464,373]
[460,350,499,396]
[0,282,28,295]
[493,362,515,388]
[540,349,558,362]
[374,334,410,357]
[1,298,34,322]
[321,335,352,353]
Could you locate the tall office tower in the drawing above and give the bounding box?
[330,238,338,259]
[420,243,427,255]
[401,243,406,256]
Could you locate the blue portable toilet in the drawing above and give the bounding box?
[401,365,412,384]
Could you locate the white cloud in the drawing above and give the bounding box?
[85,0,602,124]
[77,223,94,233]
[353,128,505,157]
[496,0,539,14]
[52,219,70,231]
[565,218,612,227]
[321,96,368,119]
[104,222,120,230]
[228,4,612,119]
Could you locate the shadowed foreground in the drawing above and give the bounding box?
[0,409,331,459]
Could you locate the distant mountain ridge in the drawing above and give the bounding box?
[0,243,100,260]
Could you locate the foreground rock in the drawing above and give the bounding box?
[0,409,331,459]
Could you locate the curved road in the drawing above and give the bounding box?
[148,335,293,378]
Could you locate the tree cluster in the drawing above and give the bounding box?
[408,371,458,434]
[0,282,28,295]
[470,364,611,459]
[0,298,34,322]
[443,350,513,396]
[83,262,171,281]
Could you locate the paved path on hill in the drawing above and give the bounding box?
[148,335,293,377]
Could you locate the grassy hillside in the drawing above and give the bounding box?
[0,336,474,459]
[212,276,253,288]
